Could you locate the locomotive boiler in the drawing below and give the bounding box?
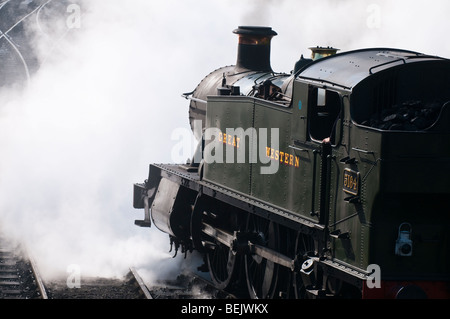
[133,26,450,299]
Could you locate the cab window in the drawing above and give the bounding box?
[309,87,341,143]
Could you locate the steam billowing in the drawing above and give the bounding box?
[0,0,448,284]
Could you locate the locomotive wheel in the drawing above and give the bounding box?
[206,242,238,290]
[293,232,315,299]
[191,195,240,291]
[205,211,241,291]
[190,195,207,253]
[244,214,281,299]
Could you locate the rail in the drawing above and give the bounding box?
[0,236,48,299]
[28,254,48,299]
[126,267,153,299]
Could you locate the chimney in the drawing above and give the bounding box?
[233,26,277,72]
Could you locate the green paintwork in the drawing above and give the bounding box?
[201,52,450,280]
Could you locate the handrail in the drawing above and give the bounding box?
[181,92,207,104]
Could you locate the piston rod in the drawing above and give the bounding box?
[202,222,296,271]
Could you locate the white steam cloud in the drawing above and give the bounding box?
[0,0,448,284]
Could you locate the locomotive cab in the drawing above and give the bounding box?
[293,48,450,298]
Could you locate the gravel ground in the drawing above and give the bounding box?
[45,276,141,299]
[44,272,233,299]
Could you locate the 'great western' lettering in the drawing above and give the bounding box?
[203,125,281,175]
[218,132,241,148]
[266,146,300,168]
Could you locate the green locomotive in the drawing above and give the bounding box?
[133,26,450,298]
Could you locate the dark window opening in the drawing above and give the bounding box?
[309,87,341,142]
[352,65,450,132]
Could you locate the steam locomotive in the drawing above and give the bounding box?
[133,26,450,299]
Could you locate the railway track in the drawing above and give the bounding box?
[0,232,239,299]
[125,265,240,299]
[145,270,238,299]
[126,267,153,299]
[43,263,237,299]
[0,236,47,299]
[0,231,238,300]
[0,0,81,86]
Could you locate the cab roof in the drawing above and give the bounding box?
[296,48,448,91]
